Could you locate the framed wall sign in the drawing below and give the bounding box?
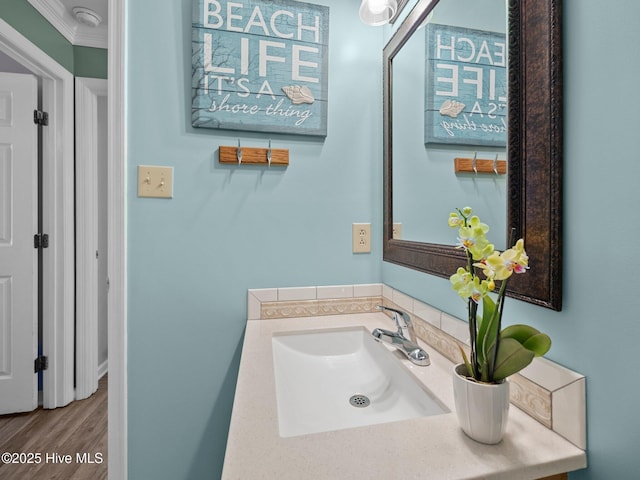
[192,0,330,137]
[425,23,506,147]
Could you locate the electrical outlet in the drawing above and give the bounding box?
[138,165,174,198]
[352,223,371,253]
[393,222,402,239]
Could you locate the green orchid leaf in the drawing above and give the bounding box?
[476,295,497,366]
[500,324,538,342]
[501,324,551,357]
[492,337,535,382]
[457,345,474,378]
[522,334,552,357]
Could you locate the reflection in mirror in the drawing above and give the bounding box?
[392,0,507,249]
[392,0,507,248]
[383,0,563,310]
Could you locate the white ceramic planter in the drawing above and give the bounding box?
[452,363,510,444]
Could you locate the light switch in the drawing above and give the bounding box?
[138,165,173,198]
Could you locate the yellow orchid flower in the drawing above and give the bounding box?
[448,212,464,228]
[456,222,493,260]
[449,208,495,261]
[450,267,492,303]
[482,239,529,281]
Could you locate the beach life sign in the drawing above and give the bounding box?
[425,24,507,147]
[192,0,329,136]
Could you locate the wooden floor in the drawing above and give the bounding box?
[0,375,107,480]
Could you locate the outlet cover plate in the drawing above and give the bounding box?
[393,222,402,239]
[352,223,371,253]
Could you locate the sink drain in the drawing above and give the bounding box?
[349,394,371,408]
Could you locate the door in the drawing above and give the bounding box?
[0,72,38,414]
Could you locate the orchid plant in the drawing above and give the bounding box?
[448,207,551,384]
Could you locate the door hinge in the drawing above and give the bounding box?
[34,233,49,249]
[34,356,49,373]
[33,109,49,126]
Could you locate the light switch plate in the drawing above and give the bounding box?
[138,165,173,198]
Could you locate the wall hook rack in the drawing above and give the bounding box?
[219,142,289,166]
[454,155,507,175]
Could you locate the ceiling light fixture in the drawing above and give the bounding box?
[72,7,102,28]
[359,0,398,26]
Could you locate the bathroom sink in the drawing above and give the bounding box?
[271,326,448,437]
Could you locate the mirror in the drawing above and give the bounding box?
[383,0,563,310]
[392,0,508,249]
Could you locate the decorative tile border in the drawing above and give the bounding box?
[261,296,382,319]
[247,284,586,450]
[248,284,383,320]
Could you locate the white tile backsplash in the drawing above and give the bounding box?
[247,289,278,320]
[354,283,383,297]
[317,285,353,299]
[382,284,394,302]
[553,378,587,449]
[414,300,442,328]
[277,286,317,301]
[249,288,278,302]
[522,356,585,392]
[441,313,470,344]
[392,290,414,312]
[248,293,261,320]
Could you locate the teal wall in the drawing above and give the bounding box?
[126,0,382,478]
[383,0,640,479]
[127,0,639,478]
[0,0,107,78]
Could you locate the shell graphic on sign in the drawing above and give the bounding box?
[439,99,466,118]
[282,85,315,105]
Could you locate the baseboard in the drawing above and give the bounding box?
[98,360,108,379]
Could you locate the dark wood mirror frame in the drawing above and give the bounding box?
[383,0,563,311]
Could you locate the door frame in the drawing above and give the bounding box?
[1,10,128,478]
[108,0,127,477]
[75,76,108,401]
[0,19,75,410]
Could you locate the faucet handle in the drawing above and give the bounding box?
[376,305,416,343]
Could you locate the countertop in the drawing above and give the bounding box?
[222,313,586,479]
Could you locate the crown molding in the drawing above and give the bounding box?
[27,0,107,49]
[74,26,108,49]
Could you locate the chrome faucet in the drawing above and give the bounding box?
[372,305,430,366]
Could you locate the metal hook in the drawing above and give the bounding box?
[237,139,242,164]
[472,152,478,175]
[493,154,499,175]
[267,139,272,166]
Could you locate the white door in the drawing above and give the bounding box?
[0,72,38,414]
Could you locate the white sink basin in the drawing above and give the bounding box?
[271,326,448,437]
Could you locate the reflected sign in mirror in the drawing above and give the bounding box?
[424,23,507,147]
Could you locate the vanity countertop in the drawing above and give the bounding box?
[222,313,586,480]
